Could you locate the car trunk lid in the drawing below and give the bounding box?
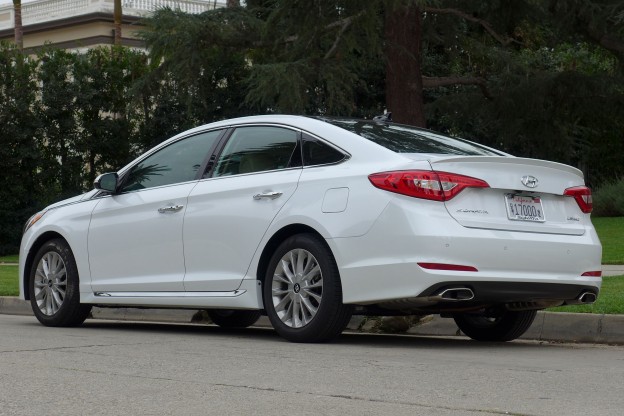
[428,156,588,235]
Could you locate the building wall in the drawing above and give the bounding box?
[0,0,223,51]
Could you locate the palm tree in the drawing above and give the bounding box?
[13,0,23,50]
[114,0,122,45]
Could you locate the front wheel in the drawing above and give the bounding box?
[28,239,92,327]
[263,234,352,343]
[453,309,537,342]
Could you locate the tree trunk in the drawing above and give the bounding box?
[114,0,122,46]
[13,0,23,51]
[384,3,425,127]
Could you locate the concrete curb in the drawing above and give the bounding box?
[2,296,623,344]
[602,264,624,276]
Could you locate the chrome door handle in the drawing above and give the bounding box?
[253,191,283,200]
[158,205,184,213]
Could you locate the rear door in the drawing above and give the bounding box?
[183,125,302,291]
[431,156,588,235]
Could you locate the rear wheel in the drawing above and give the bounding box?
[207,309,262,328]
[263,233,352,343]
[28,239,92,327]
[453,309,537,342]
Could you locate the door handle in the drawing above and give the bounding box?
[253,191,283,200]
[158,205,184,213]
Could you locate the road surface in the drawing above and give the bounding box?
[0,314,622,415]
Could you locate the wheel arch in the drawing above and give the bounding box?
[23,231,68,301]
[256,224,332,287]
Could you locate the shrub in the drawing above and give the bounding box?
[592,178,624,217]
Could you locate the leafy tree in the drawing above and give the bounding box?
[36,48,83,201]
[139,0,624,187]
[141,7,256,124]
[0,44,40,254]
[421,1,624,187]
[73,47,148,185]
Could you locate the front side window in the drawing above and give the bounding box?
[121,130,222,192]
[213,126,299,177]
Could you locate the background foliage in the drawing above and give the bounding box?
[0,0,623,254]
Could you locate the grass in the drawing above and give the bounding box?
[0,265,19,296]
[548,275,624,314]
[592,217,624,264]
[0,254,19,263]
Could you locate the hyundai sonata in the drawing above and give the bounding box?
[19,115,602,342]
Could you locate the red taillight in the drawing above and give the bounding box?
[564,186,593,213]
[368,170,489,201]
[418,262,478,272]
[581,271,602,277]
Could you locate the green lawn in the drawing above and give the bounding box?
[548,275,624,314]
[592,217,624,264]
[0,265,19,296]
[0,254,19,263]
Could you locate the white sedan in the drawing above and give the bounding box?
[19,115,602,342]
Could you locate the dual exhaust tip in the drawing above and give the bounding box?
[427,288,597,305]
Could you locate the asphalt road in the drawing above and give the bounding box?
[1,315,623,416]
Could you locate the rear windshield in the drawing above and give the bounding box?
[324,118,501,156]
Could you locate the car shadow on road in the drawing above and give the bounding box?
[76,319,550,350]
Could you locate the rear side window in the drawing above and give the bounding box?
[213,126,299,177]
[324,119,501,156]
[302,135,346,166]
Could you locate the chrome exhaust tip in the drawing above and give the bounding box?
[428,287,475,302]
[578,291,597,304]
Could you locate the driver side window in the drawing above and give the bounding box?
[121,130,222,193]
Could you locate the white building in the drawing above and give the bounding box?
[0,0,225,51]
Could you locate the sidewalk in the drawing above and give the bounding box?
[603,264,624,276]
[2,296,623,344]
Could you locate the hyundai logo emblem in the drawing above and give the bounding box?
[521,175,539,188]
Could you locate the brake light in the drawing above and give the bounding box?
[564,186,593,213]
[368,170,489,201]
[581,271,601,277]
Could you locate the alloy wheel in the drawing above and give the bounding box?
[271,248,323,328]
[33,252,67,316]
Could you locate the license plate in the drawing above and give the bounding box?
[505,194,545,222]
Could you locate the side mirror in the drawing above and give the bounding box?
[94,172,119,193]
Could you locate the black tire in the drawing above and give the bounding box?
[453,309,537,342]
[207,309,262,328]
[28,239,92,327]
[263,233,353,343]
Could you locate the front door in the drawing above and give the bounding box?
[88,130,223,292]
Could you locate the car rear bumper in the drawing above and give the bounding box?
[328,197,602,305]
